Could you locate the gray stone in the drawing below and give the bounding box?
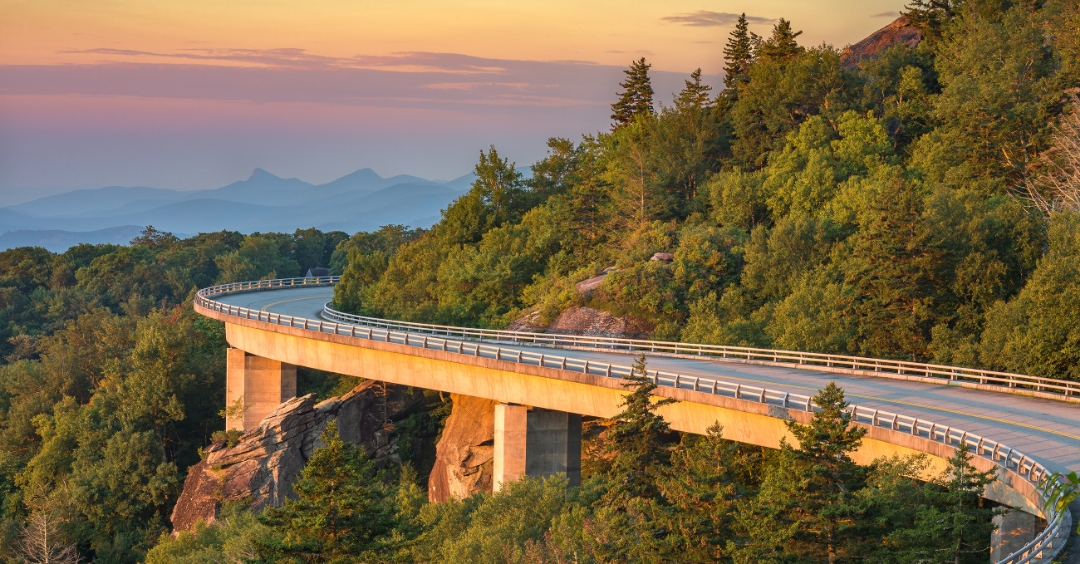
[170,380,423,533]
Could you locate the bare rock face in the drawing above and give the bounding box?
[841,16,922,69]
[574,273,609,295]
[428,394,496,502]
[546,306,652,339]
[171,381,423,533]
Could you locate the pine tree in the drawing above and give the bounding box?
[601,354,677,504]
[675,68,713,111]
[722,14,757,91]
[904,0,963,41]
[757,18,803,62]
[784,382,868,562]
[611,58,655,129]
[842,173,943,360]
[257,421,393,561]
[886,442,999,563]
[654,424,761,561]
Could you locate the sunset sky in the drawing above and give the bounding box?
[0,0,907,203]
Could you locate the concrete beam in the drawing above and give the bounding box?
[226,347,297,431]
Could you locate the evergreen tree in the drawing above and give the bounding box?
[904,0,964,41]
[675,69,713,111]
[757,18,803,62]
[783,382,868,562]
[722,14,757,91]
[842,173,944,360]
[886,442,999,563]
[654,424,762,561]
[601,354,677,504]
[611,58,655,128]
[257,421,393,561]
[652,69,722,211]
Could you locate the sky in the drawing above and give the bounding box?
[0,0,907,205]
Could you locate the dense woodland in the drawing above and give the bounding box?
[1,0,1079,562]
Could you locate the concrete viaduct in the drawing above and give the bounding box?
[195,277,1080,563]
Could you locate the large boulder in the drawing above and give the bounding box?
[546,306,652,339]
[427,394,496,502]
[170,380,423,533]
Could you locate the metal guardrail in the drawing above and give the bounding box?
[194,277,1068,563]
[322,305,1080,403]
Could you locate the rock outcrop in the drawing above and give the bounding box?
[546,306,652,339]
[171,381,423,533]
[574,273,609,294]
[841,16,922,69]
[428,394,496,502]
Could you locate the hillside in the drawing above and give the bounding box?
[1,3,1079,563]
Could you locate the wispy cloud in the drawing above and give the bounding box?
[660,11,774,27]
[2,54,717,113]
[870,11,899,17]
[62,47,600,75]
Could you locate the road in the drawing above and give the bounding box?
[218,286,1080,474]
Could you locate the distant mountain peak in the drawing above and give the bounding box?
[339,168,383,181]
[248,168,282,181]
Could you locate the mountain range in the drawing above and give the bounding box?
[0,168,475,251]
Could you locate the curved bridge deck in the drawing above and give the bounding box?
[219,285,1080,476]
[199,279,1080,564]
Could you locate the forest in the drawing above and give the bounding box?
[0,0,1079,562]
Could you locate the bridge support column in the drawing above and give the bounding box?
[493,404,581,491]
[226,348,297,432]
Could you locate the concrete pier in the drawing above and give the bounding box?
[226,348,297,431]
[493,404,582,491]
[991,510,1047,562]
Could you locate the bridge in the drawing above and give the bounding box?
[194,277,1080,564]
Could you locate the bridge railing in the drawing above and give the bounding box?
[320,305,1080,403]
[195,278,1068,563]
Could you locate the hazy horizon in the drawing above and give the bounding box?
[1,0,907,205]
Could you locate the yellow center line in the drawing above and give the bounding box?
[260,295,334,312]
[668,367,1080,442]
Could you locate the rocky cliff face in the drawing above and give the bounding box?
[171,380,423,533]
[841,16,922,69]
[427,393,496,502]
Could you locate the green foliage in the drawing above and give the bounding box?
[910,1,1058,193]
[257,421,394,562]
[652,424,761,561]
[978,212,1080,379]
[757,18,804,63]
[885,443,999,562]
[777,383,868,560]
[611,58,654,128]
[145,503,272,564]
[598,354,677,504]
[0,227,353,560]
[4,2,1077,558]
[722,14,758,92]
[729,46,858,168]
